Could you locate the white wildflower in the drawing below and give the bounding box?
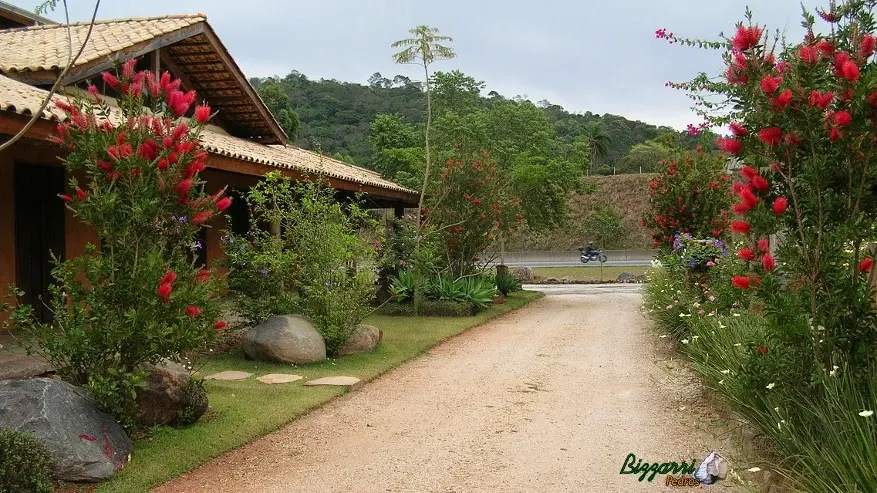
[733,313,741,317]
[721,369,730,375]
[829,365,839,377]
[733,343,742,347]
[747,467,761,473]
[692,335,699,340]
[681,339,690,345]
[859,410,874,418]
[718,379,725,385]
[659,335,668,338]
[766,382,776,390]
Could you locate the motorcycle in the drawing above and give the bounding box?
[578,247,608,264]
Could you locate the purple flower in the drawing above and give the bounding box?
[259,268,268,277]
[194,241,203,250]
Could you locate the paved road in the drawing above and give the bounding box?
[156,284,749,493]
[499,259,652,268]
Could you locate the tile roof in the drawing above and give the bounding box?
[0,73,414,196]
[0,14,206,73]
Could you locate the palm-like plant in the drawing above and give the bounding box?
[583,121,611,175]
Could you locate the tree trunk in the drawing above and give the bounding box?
[413,63,432,317]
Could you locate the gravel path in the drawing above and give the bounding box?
[155,287,750,492]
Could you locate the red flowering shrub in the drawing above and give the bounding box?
[643,147,732,250]
[426,150,523,276]
[2,60,226,429]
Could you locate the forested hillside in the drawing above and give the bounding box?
[249,70,706,173]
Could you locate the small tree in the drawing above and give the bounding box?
[584,205,625,249]
[2,61,228,429]
[643,147,732,250]
[392,24,456,315]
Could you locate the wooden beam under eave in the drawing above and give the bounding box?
[197,24,288,146]
[58,23,208,86]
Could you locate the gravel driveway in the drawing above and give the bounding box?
[155,286,751,492]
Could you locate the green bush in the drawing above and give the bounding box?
[223,172,378,355]
[383,300,476,317]
[0,427,53,493]
[495,272,521,296]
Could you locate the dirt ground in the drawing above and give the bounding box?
[155,286,757,492]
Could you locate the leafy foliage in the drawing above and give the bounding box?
[495,271,522,296]
[1,62,226,429]
[0,428,53,493]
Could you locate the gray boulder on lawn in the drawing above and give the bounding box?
[511,266,534,283]
[337,324,383,357]
[0,378,131,482]
[243,314,327,364]
[136,360,208,426]
[617,272,637,283]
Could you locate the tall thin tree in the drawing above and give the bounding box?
[583,121,610,175]
[392,25,455,315]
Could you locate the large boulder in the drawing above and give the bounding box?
[512,266,534,283]
[337,324,382,357]
[617,272,636,283]
[0,378,131,482]
[243,315,327,364]
[136,360,208,427]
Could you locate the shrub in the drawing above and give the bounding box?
[0,427,53,493]
[1,62,226,430]
[223,172,378,355]
[495,271,521,296]
[383,300,477,317]
[642,147,732,250]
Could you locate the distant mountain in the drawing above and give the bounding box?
[250,70,703,169]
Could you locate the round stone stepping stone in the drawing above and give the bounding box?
[204,370,253,381]
[303,376,360,386]
[257,374,303,384]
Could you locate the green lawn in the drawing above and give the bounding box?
[93,290,543,493]
[529,265,649,281]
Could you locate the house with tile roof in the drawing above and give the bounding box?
[0,4,417,320]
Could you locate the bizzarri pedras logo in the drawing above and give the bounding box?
[619,451,728,487]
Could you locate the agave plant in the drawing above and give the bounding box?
[495,272,521,296]
[462,276,496,308]
[389,269,415,302]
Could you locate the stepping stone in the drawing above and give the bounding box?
[303,376,360,387]
[257,373,303,384]
[204,370,253,381]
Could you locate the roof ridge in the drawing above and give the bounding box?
[1,13,206,32]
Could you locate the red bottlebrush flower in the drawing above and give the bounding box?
[168,90,197,117]
[772,197,788,215]
[192,210,212,225]
[758,238,770,252]
[157,282,173,302]
[841,60,860,81]
[758,127,784,146]
[732,202,751,215]
[731,221,751,234]
[774,88,793,109]
[60,194,72,202]
[185,305,202,318]
[755,344,769,355]
[53,100,75,113]
[161,271,177,285]
[472,198,482,205]
[716,137,742,155]
[737,248,756,262]
[96,160,113,173]
[799,44,819,64]
[172,122,190,143]
[176,178,193,196]
[213,320,227,331]
[762,253,776,271]
[130,168,140,177]
[737,186,758,208]
[729,121,748,137]
[75,187,87,201]
[194,105,211,124]
[159,71,172,92]
[809,90,834,109]
[859,257,873,273]
[833,110,852,126]
[157,158,170,171]
[862,34,876,58]
[731,24,762,51]
[137,141,157,161]
[751,176,770,191]
[102,72,121,90]
[740,165,759,180]
[121,58,136,81]
[760,75,782,94]
[197,269,210,283]
[830,126,842,142]
[732,276,751,289]
[216,196,233,212]
[817,39,834,55]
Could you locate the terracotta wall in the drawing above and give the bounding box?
[0,151,15,301]
[65,169,99,261]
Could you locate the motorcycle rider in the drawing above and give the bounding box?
[583,241,598,256]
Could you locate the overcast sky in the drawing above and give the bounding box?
[17,0,813,130]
